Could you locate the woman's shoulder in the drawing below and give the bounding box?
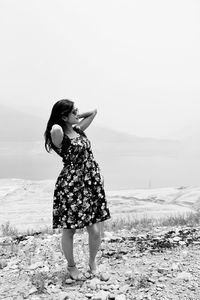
[51,124,63,134]
[50,124,64,149]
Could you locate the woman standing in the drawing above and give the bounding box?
[44,99,111,280]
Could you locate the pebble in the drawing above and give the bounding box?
[124,270,133,278]
[171,263,179,271]
[156,283,164,289]
[157,267,169,275]
[0,259,7,269]
[115,294,126,300]
[26,261,44,270]
[40,265,49,272]
[100,272,110,281]
[65,278,74,284]
[110,284,120,290]
[119,284,129,293]
[181,250,188,258]
[58,292,70,300]
[173,237,181,242]
[176,271,193,281]
[28,287,38,295]
[93,290,110,300]
[101,284,110,291]
[179,241,186,246]
[108,294,116,300]
[88,278,101,290]
[85,293,93,299]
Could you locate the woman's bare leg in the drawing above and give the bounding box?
[100,221,105,239]
[61,228,76,266]
[61,228,81,278]
[86,223,101,271]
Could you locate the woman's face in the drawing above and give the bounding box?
[65,106,79,125]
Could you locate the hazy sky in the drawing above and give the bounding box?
[0,0,200,138]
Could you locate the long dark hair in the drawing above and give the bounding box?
[44,99,74,153]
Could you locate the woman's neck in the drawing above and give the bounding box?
[63,124,73,134]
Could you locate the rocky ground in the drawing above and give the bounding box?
[1,225,200,300]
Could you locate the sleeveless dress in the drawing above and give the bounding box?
[52,126,111,229]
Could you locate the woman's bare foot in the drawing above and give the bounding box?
[67,265,84,280]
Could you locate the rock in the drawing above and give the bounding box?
[7,258,21,269]
[58,292,70,299]
[100,272,110,281]
[173,236,181,242]
[93,290,110,300]
[65,278,74,284]
[156,283,164,289]
[181,250,188,258]
[193,241,200,245]
[0,237,12,244]
[116,295,126,300]
[40,265,49,272]
[176,271,193,281]
[119,284,129,293]
[108,294,116,300]
[158,276,165,282]
[110,284,120,290]
[122,256,128,261]
[0,237,5,244]
[84,271,92,279]
[147,277,156,283]
[8,264,19,270]
[188,285,196,291]
[85,293,93,299]
[101,284,110,291]
[27,261,44,270]
[157,267,169,275]
[171,263,179,271]
[28,287,38,295]
[92,296,102,300]
[88,278,101,290]
[124,270,133,278]
[0,259,7,269]
[102,231,115,242]
[179,241,186,246]
[46,284,61,294]
[26,236,35,242]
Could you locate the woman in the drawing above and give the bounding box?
[44,99,111,280]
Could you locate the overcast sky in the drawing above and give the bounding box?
[0,0,200,138]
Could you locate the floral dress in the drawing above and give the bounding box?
[52,126,111,229]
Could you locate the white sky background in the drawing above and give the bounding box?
[0,0,200,139]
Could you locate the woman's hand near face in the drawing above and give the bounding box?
[78,109,97,119]
[75,109,97,131]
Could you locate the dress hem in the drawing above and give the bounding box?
[52,215,111,230]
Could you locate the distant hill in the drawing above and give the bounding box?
[86,126,182,157]
[0,105,46,142]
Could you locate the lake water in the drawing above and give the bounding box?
[0,151,200,191]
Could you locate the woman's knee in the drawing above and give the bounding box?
[62,228,76,238]
[87,223,101,239]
